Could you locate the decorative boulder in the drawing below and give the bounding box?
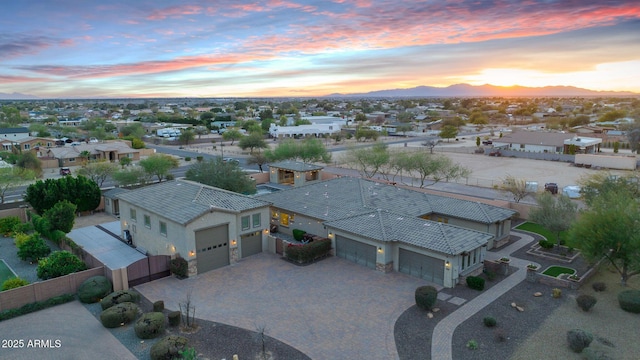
[100,302,140,328]
[77,276,112,303]
[134,312,166,339]
[100,290,141,310]
[150,335,188,360]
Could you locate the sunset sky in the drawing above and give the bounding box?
[1,0,639,98]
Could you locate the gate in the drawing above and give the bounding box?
[127,255,171,287]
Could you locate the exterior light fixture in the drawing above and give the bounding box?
[231,239,237,246]
[445,260,451,269]
[377,247,384,254]
[189,250,195,257]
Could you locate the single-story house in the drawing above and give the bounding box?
[493,131,577,153]
[46,141,140,166]
[116,179,272,277]
[563,136,602,154]
[0,136,55,153]
[257,177,516,288]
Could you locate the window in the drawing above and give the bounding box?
[23,144,30,150]
[280,213,290,227]
[271,210,279,219]
[252,213,261,228]
[130,208,137,221]
[69,158,76,162]
[159,221,167,236]
[519,144,525,149]
[105,198,110,206]
[241,215,250,231]
[144,215,150,228]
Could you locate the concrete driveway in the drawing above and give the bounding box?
[135,252,430,360]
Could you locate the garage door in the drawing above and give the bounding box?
[195,225,230,274]
[241,231,262,258]
[398,248,444,285]
[335,235,376,269]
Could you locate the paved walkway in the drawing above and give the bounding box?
[431,231,537,360]
[135,253,428,360]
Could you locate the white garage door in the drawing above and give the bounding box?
[398,248,444,285]
[195,225,230,274]
[335,235,376,269]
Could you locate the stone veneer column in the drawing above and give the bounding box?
[187,259,197,277]
[230,247,239,263]
[376,262,393,273]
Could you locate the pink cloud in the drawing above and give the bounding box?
[0,75,49,83]
[147,5,203,20]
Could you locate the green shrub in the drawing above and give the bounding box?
[170,257,188,278]
[196,156,203,162]
[100,302,140,328]
[37,251,87,280]
[483,316,497,327]
[0,294,75,322]
[134,312,166,339]
[466,339,478,350]
[567,329,593,353]
[49,230,67,245]
[17,233,51,262]
[77,276,112,303]
[466,276,485,291]
[0,216,21,236]
[13,232,31,248]
[2,277,30,291]
[101,290,141,310]
[43,200,76,233]
[153,300,165,312]
[150,335,188,360]
[415,285,438,311]
[184,157,191,161]
[552,288,562,298]
[30,213,52,239]
[576,294,597,312]
[292,229,306,241]
[12,222,33,235]
[592,282,607,292]
[618,289,640,313]
[284,239,331,264]
[539,239,554,249]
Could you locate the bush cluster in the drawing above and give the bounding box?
[17,233,51,262]
[552,288,562,298]
[415,285,438,310]
[150,335,189,360]
[37,251,87,280]
[538,239,554,249]
[618,289,640,313]
[483,316,497,327]
[284,239,331,264]
[101,290,141,310]
[77,276,112,303]
[169,257,188,278]
[168,311,181,327]
[576,294,597,312]
[153,300,164,312]
[1,277,30,291]
[0,294,75,322]
[466,276,485,291]
[134,312,166,339]
[567,329,593,353]
[0,216,21,236]
[100,302,140,328]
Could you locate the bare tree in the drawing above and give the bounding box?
[501,175,529,203]
[179,289,197,329]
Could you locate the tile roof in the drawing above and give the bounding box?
[325,209,492,255]
[495,131,575,146]
[0,127,29,134]
[103,187,129,199]
[258,177,515,224]
[116,180,271,225]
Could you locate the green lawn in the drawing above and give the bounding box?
[542,265,576,277]
[515,222,570,244]
[0,259,17,285]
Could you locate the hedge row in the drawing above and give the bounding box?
[0,294,75,322]
[285,239,332,264]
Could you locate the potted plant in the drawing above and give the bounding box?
[500,257,510,263]
[569,274,580,281]
[527,263,538,270]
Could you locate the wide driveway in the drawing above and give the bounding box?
[135,252,430,360]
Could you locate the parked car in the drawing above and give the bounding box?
[482,140,493,145]
[59,167,71,176]
[544,182,558,194]
[223,157,239,164]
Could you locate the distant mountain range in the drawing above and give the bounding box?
[0,92,40,100]
[328,84,637,98]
